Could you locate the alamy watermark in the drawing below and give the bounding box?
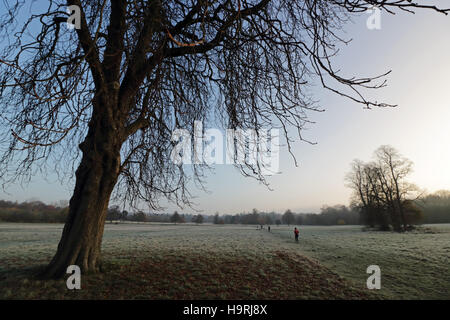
[66,265,81,290]
[170,121,280,176]
[366,6,382,30]
[67,5,81,30]
[67,5,382,31]
[366,265,381,289]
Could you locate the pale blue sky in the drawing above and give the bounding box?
[1,4,450,214]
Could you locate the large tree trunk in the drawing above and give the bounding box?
[40,113,122,279]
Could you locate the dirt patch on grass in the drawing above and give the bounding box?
[0,249,376,299]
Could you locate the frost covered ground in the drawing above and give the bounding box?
[272,224,450,299]
[0,222,448,299]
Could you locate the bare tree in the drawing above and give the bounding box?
[170,210,184,223]
[192,214,203,224]
[0,1,448,277]
[282,209,294,226]
[346,160,370,225]
[374,145,418,230]
[346,146,420,231]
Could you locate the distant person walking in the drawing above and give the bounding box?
[268,226,271,232]
[294,227,299,242]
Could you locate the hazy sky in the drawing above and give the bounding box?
[1,4,449,214]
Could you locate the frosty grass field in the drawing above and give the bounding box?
[0,222,449,299]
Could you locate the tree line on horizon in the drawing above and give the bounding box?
[2,192,450,226]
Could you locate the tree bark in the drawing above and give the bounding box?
[40,113,122,279]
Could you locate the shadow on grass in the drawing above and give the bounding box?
[0,249,380,300]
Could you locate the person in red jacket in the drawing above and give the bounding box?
[294,227,299,242]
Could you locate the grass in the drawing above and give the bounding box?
[0,222,448,299]
[271,224,450,299]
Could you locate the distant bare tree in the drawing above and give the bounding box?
[282,209,294,226]
[346,146,420,231]
[192,214,204,224]
[0,1,448,277]
[170,211,184,224]
[106,205,121,223]
[213,212,220,224]
[374,145,418,230]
